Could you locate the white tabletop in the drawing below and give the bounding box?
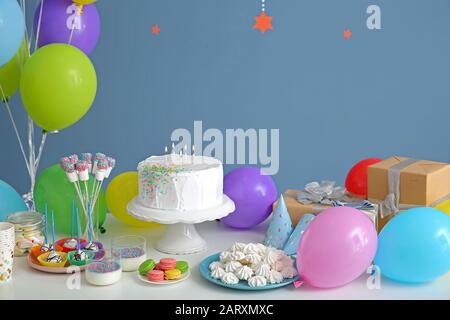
[1,214,449,300]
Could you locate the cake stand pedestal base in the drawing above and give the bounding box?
[127,195,235,255]
[156,223,206,254]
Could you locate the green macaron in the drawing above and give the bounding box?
[175,261,189,274]
[139,259,156,276]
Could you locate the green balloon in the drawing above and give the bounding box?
[0,39,27,99]
[34,164,106,235]
[20,43,97,132]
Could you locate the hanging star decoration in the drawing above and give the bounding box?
[254,11,273,33]
[343,28,352,39]
[152,24,160,35]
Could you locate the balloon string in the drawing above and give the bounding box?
[34,0,45,52]
[19,0,32,57]
[34,132,48,171]
[0,86,31,176]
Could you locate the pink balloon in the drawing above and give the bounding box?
[297,206,377,288]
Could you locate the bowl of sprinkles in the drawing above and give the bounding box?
[86,260,122,286]
[112,236,147,272]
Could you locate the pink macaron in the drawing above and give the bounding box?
[158,258,177,270]
[147,270,164,282]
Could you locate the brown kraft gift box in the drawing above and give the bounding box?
[273,190,378,229]
[367,156,450,230]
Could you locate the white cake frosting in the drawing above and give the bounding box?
[137,154,223,211]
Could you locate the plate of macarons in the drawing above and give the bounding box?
[137,257,190,285]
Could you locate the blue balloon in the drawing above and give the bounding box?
[0,0,25,67]
[375,207,450,283]
[0,179,27,221]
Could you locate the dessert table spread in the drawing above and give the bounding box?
[1,214,449,300]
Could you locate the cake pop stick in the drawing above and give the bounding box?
[76,160,90,211]
[60,157,87,222]
[71,199,75,239]
[88,202,93,242]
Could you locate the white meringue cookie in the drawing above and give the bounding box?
[244,253,262,265]
[264,248,281,266]
[243,243,260,255]
[231,242,246,252]
[254,263,271,278]
[230,251,246,261]
[255,243,268,255]
[268,270,284,284]
[209,261,223,271]
[248,275,267,287]
[235,265,254,281]
[225,261,242,273]
[281,266,298,279]
[221,272,239,285]
[220,251,232,263]
[211,267,226,279]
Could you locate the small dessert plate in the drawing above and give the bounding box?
[199,253,299,291]
[137,270,190,285]
[27,253,87,274]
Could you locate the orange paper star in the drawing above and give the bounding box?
[152,24,160,35]
[254,11,273,33]
[343,28,352,39]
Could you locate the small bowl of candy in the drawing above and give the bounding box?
[31,243,63,259]
[56,237,87,253]
[67,250,96,266]
[86,260,122,286]
[37,251,68,268]
[80,241,105,261]
[112,236,147,272]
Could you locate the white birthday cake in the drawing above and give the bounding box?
[137,154,223,211]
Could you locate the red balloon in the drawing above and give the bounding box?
[345,158,382,197]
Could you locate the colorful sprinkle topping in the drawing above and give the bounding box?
[87,260,121,273]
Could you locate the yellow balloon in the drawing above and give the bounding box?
[435,199,450,217]
[73,0,97,4]
[106,172,160,228]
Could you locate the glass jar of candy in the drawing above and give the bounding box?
[7,211,45,256]
[111,235,147,272]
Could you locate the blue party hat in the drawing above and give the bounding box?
[263,194,293,249]
[283,213,315,256]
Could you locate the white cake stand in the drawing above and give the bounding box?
[127,195,235,255]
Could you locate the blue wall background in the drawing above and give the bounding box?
[1,0,450,195]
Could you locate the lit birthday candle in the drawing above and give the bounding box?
[51,210,56,252]
[44,203,49,244]
[76,207,81,252]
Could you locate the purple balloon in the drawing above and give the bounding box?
[222,166,277,229]
[34,0,100,55]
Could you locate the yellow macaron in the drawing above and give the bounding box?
[164,268,182,280]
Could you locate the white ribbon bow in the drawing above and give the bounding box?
[297,181,346,205]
